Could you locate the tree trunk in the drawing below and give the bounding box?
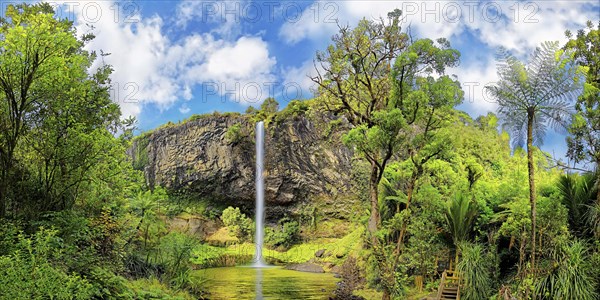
[596,159,600,206]
[368,161,381,237]
[526,111,537,286]
[393,178,415,264]
[0,185,5,218]
[0,166,7,218]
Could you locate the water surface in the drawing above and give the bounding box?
[194,266,339,299]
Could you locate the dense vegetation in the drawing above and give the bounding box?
[0,3,598,300]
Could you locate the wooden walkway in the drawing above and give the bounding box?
[435,269,461,300]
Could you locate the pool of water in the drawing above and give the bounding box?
[193,266,339,299]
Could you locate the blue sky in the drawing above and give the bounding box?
[53,0,599,164]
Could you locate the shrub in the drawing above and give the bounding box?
[264,217,300,250]
[224,124,245,144]
[535,240,597,300]
[88,267,134,299]
[221,207,254,241]
[0,220,20,255]
[277,99,309,121]
[158,232,199,290]
[0,228,94,299]
[457,242,495,300]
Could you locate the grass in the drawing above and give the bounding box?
[205,227,239,246]
[127,277,194,300]
[191,227,365,267]
[354,288,383,300]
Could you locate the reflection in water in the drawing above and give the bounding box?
[255,268,263,300]
[195,266,338,300]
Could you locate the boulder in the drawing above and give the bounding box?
[284,262,325,273]
[315,249,326,258]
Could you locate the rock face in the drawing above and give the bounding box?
[129,112,355,219]
[167,216,220,239]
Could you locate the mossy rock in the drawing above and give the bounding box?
[206,227,239,246]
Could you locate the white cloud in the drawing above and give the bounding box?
[178,104,191,114]
[175,0,247,38]
[206,37,275,82]
[279,1,597,54]
[178,36,277,104]
[448,58,499,116]
[278,1,339,45]
[282,59,319,98]
[279,1,465,45]
[54,1,276,118]
[279,0,598,117]
[462,1,596,56]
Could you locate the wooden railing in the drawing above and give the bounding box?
[435,271,447,300]
[435,269,461,300]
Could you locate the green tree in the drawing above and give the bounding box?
[564,21,600,218]
[311,11,408,237]
[486,41,585,277]
[313,11,462,298]
[0,3,119,217]
[445,193,477,263]
[260,97,279,114]
[221,206,253,241]
[312,10,462,240]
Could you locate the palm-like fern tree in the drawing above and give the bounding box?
[486,41,585,276]
[445,193,477,266]
[557,173,596,237]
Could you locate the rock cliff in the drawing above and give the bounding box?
[129,111,358,219]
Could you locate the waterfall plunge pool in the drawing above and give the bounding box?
[193,266,339,299]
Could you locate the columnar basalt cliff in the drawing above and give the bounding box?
[128,112,357,218]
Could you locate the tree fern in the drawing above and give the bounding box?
[486,41,586,276]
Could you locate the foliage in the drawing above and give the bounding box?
[315,11,462,237]
[129,188,169,258]
[191,243,227,266]
[535,240,598,300]
[128,278,194,300]
[157,232,199,291]
[0,3,121,217]
[445,193,478,247]
[0,3,598,300]
[276,99,310,121]
[224,123,244,144]
[260,97,279,114]
[565,21,600,170]
[132,135,151,171]
[400,183,446,279]
[457,242,495,300]
[0,228,94,299]
[557,173,597,237]
[248,97,280,125]
[264,217,300,250]
[87,267,133,299]
[487,40,585,275]
[221,206,254,241]
[488,42,584,150]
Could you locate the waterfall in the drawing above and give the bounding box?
[254,121,266,267]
